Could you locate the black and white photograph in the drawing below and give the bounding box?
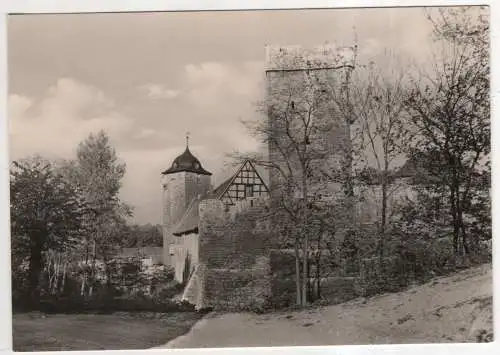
[5,4,492,351]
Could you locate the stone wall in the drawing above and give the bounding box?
[268,249,360,307]
[181,196,362,310]
[191,197,274,310]
[265,44,355,71]
[354,179,417,226]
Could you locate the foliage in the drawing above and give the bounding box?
[358,181,490,298]
[405,7,490,255]
[10,131,168,313]
[10,157,88,305]
[120,223,163,248]
[345,59,414,255]
[63,130,133,294]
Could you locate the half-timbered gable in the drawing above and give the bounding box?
[213,160,269,206]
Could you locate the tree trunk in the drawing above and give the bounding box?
[301,173,309,307]
[302,197,309,307]
[301,226,309,307]
[294,237,302,306]
[89,240,97,297]
[454,185,470,255]
[61,262,67,294]
[28,242,44,306]
[315,253,321,300]
[457,204,469,255]
[314,229,323,301]
[379,176,388,258]
[81,272,86,296]
[47,254,54,294]
[53,253,61,294]
[82,240,89,297]
[341,62,355,200]
[450,184,460,255]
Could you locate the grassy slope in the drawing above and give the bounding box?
[162,263,493,348]
[12,312,202,351]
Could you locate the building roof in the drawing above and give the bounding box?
[354,154,442,186]
[162,146,212,176]
[211,176,233,199]
[172,196,202,236]
[172,159,269,236]
[174,172,237,236]
[393,154,441,184]
[211,160,269,204]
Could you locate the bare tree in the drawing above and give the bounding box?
[239,52,356,305]
[405,7,489,255]
[347,59,414,256]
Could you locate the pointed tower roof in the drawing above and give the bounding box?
[161,134,212,176]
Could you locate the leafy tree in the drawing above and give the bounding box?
[405,6,490,255]
[66,130,132,294]
[10,157,87,303]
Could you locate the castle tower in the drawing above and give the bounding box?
[264,44,355,200]
[264,44,356,247]
[161,137,212,267]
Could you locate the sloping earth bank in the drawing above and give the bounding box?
[157,263,492,348]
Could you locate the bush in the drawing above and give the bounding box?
[31,289,196,314]
[12,260,190,315]
[112,294,195,313]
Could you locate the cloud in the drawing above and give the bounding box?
[8,78,164,223]
[139,83,180,100]
[8,64,268,225]
[172,61,266,173]
[119,147,181,224]
[133,127,157,139]
[183,61,264,108]
[9,77,135,160]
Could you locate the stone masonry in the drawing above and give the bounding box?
[171,44,363,309]
[182,197,275,310]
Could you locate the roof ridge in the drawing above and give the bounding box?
[214,160,248,199]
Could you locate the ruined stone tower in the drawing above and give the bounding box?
[161,143,212,267]
[264,44,356,235]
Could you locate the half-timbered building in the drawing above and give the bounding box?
[161,142,269,283]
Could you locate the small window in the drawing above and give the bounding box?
[245,184,254,198]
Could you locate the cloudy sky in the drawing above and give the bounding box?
[8,7,446,224]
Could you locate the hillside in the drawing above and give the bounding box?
[160,263,493,348]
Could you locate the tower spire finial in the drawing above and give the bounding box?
[186,131,190,148]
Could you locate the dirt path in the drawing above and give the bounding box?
[156,264,492,348]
